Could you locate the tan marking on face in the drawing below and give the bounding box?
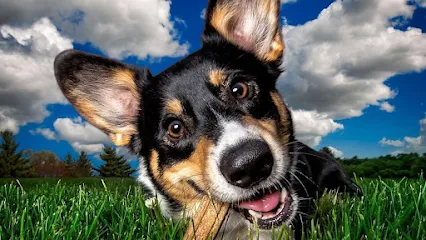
[270,91,291,143]
[149,150,161,180]
[243,116,277,135]
[209,70,227,87]
[165,99,183,116]
[151,138,214,214]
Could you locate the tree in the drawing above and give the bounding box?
[411,154,426,177]
[29,151,66,177]
[95,146,136,177]
[74,151,93,177]
[0,130,31,177]
[320,147,335,158]
[340,152,426,178]
[64,153,76,177]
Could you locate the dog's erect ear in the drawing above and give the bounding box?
[204,0,284,62]
[54,50,151,147]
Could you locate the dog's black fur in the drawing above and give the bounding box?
[54,0,362,239]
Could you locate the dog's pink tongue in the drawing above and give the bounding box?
[238,191,280,213]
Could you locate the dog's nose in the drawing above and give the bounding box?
[220,140,273,188]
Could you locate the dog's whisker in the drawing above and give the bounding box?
[289,171,309,197]
[293,169,320,188]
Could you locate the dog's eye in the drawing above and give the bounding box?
[230,82,249,100]
[167,120,184,139]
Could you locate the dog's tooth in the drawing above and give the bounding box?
[280,189,288,202]
[277,201,286,213]
[248,210,262,219]
[262,212,275,220]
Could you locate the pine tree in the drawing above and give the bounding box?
[0,130,31,177]
[75,151,93,177]
[95,146,136,177]
[64,153,75,177]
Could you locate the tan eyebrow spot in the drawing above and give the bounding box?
[165,98,183,116]
[209,70,227,87]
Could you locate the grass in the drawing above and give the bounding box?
[0,177,425,239]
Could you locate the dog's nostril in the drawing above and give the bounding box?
[258,160,273,176]
[232,172,251,187]
[220,140,274,188]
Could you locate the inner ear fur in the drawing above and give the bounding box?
[54,50,151,147]
[204,0,284,62]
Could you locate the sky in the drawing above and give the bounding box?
[0,0,425,169]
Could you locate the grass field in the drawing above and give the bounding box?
[0,177,425,240]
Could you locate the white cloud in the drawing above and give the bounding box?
[279,0,426,120]
[0,0,190,133]
[72,142,105,154]
[405,136,422,146]
[415,0,426,8]
[0,18,72,133]
[53,117,109,145]
[33,117,110,154]
[380,101,396,113]
[291,109,344,147]
[279,0,426,146]
[116,147,139,162]
[30,128,57,140]
[33,117,139,157]
[403,116,426,153]
[0,0,189,59]
[386,115,426,154]
[327,146,344,158]
[52,117,111,154]
[200,8,206,19]
[391,150,403,156]
[281,0,297,4]
[379,137,405,147]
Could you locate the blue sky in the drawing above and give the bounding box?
[1,0,425,169]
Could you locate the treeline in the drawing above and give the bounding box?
[0,130,136,178]
[320,147,426,178]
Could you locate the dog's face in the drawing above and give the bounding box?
[54,0,335,233]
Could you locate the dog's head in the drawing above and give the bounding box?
[54,0,356,233]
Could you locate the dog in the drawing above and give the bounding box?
[54,0,362,239]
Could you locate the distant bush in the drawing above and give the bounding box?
[339,153,426,178]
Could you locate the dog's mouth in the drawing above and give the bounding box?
[235,188,294,229]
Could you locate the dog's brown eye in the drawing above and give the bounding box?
[231,82,249,99]
[168,120,184,139]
